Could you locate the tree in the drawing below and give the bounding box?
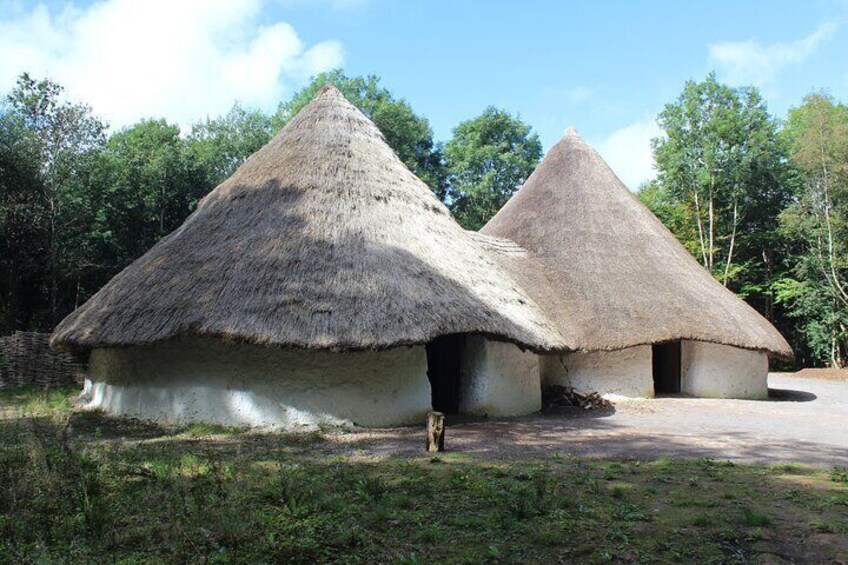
[777,93,848,366]
[275,70,447,198]
[97,119,200,267]
[652,73,792,291]
[0,106,45,330]
[443,107,541,230]
[189,103,275,188]
[4,73,106,326]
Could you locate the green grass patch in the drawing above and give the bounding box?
[740,507,772,527]
[0,384,78,416]
[831,466,848,484]
[770,462,811,475]
[1,388,846,563]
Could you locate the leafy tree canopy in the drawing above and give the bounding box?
[652,72,792,289]
[777,93,848,366]
[444,106,541,230]
[189,103,275,188]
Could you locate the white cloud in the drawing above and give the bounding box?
[594,119,661,190]
[0,0,344,129]
[708,22,838,88]
[275,0,369,10]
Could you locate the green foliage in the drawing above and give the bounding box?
[648,73,799,363]
[275,69,447,198]
[1,73,106,328]
[0,106,44,329]
[95,119,203,266]
[637,180,701,257]
[652,72,792,289]
[0,76,269,334]
[444,106,541,229]
[773,276,846,364]
[189,103,275,187]
[778,93,848,366]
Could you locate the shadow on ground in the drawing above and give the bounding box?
[313,414,848,467]
[768,387,817,402]
[3,376,846,468]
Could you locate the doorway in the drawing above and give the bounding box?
[652,341,681,394]
[425,334,466,413]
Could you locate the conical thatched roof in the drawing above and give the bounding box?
[480,128,793,359]
[52,86,566,353]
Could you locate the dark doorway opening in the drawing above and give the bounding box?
[652,341,681,394]
[426,334,466,414]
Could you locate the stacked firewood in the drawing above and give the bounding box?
[542,385,613,410]
[0,331,85,388]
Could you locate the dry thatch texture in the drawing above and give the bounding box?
[480,128,793,359]
[52,86,566,354]
[0,332,85,388]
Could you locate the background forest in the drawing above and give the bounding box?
[1,70,845,368]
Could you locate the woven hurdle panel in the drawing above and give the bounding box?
[0,331,85,388]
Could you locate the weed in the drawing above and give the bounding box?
[740,507,771,527]
[609,484,627,499]
[770,462,809,475]
[611,502,648,522]
[692,513,713,527]
[356,475,387,502]
[831,467,848,484]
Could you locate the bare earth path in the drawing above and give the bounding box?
[324,374,848,466]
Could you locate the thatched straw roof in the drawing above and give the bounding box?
[52,86,566,353]
[480,128,793,359]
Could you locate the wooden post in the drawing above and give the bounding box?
[426,411,445,453]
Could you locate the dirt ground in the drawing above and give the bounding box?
[794,367,848,381]
[322,373,848,466]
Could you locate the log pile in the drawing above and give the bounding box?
[542,385,613,411]
[0,331,85,388]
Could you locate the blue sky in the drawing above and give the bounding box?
[2,0,847,187]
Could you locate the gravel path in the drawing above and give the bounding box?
[325,374,848,466]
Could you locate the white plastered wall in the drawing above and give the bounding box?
[83,338,431,429]
[681,341,768,399]
[458,336,541,417]
[539,345,654,399]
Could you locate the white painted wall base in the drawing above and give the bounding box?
[84,338,431,429]
[459,336,541,417]
[539,346,654,399]
[682,341,768,399]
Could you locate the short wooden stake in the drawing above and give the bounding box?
[426,411,445,453]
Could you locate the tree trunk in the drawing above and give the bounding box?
[722,199,739,287]
[817,117,848,309]
[693,191,709,268]
[707,178,715,274]
[48,191,58,327]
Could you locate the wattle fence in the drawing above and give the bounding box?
[0,331,86,388]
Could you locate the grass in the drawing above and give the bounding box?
[1,386,847,564]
